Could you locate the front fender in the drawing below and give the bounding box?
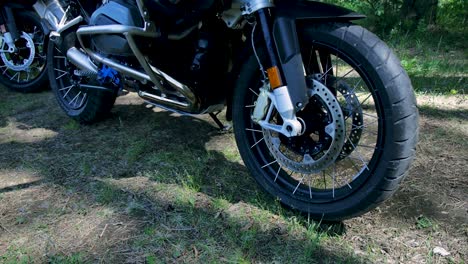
[276,1,365,21]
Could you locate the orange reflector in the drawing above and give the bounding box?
[267,66,283,89]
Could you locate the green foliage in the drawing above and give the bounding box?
[321,0,467,35]
[416,215,433,229]
[48,253,86,264]
[438,0,467,30]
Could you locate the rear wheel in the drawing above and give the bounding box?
[233,23,418,221]
[48,39,117,123]
[0,11,48,92]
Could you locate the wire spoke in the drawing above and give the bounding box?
[9,72,19,81]
[293,174,306,195]
[346,136,370,171]
[62,85,74,98]
[274,166,282,182]
[357,144,377,149]
[343,179,353,189]
[78,93,87,108]
[346,156,366,171]
[352,119,379,131]
[56,71,68,80]
[262,160,277,169]
[251,137,264,149]
[309,176,313,199]
[59,85,73,91]
[361,112,378,119]
[249,88,259,97]
[246,128,263,133]
[360,93,373,106]
[54,68,68,74]
[68,92,81,106]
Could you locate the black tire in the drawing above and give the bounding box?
[0,11,48,92]
[233,22,419,221]
[48,40,117,123]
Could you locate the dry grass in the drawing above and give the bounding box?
[0,87,466,263]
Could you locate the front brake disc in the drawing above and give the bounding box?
[264,80,346,174]
[1,32,35,72]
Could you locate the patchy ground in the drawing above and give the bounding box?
[0,87,466,263]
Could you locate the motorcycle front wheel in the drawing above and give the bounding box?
[0,11,48,92]
[233,22,419,221]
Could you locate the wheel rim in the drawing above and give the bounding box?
[242,42,384,203]
[51,46,89,110]
[0,19,46,85]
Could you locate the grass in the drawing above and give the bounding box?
[416,215,434,230]
[386,28,467,95]
[1,91,466,263]
[0,28,467,263]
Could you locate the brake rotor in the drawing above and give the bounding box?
[334,79,364,159]
[264,80,346,174]
[1,32,35,72]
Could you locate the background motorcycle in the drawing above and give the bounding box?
[0,0,48,92]
[38,0,418,221]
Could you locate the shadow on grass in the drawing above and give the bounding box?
[0,93,360,262]
[0,179,45,194]
[410,76,467,94]
[418,104,468,120]
[2,83,467,261]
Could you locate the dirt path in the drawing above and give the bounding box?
[0,88,466,263]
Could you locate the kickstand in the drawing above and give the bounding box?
[209,112,232,132]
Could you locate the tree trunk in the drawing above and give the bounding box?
[427,0,438,26]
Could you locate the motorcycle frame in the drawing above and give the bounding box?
[35,0,365,121]
[72,0,281,115]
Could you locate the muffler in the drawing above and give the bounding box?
[66,47,98,74]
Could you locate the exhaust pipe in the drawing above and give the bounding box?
[65,45,202,114]
[66,47,98,74]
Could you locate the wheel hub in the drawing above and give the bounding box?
[264,79,346,174]
[1,32,35,72]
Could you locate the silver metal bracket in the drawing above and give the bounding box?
[221,0,275,29]
[0,33,16,53]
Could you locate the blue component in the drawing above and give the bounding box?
[97,65,122,90]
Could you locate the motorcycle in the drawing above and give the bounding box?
[36,0,418,221]
[0,0,48,92]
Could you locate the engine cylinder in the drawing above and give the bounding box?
[89,1,143,56]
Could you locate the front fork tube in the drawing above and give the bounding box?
[252,9,308,137]
[0,6,19,53]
